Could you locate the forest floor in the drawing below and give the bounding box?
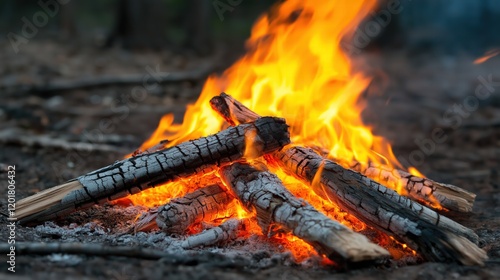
[0,41,499,279]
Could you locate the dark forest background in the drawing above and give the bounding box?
[1,0,499,56]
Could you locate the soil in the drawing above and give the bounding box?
[0,41,499,279]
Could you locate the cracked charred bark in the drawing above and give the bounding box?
[156,184,235,234]
[133,172,222,233]
[209,92,486,265]
[219,162,391,265]
[209,93,478,241]
[16,117,290,224]
[333,159,476,213]
[210,92,475,213]
[276,146,486,265]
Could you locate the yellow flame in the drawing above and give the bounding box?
[122,0,421,261]
[408,166,425,178]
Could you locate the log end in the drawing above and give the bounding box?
[320,231,392,264]
[15,180,84,224]
[433,182,476,213]
[416,227,487,266]
[133,207,159,233]
[444,233,488,266]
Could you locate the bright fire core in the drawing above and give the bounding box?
[122,0,418,261]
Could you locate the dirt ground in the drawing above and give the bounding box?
[0,41,499,279]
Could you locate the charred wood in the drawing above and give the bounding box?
[219,162,391,265]
[336,159,475,213]
[276,146,486,265]
[16,117,290,224]
[210,92,475,213]
[156,184,235,234]
[210,92,486,265]
[180,218,244,249]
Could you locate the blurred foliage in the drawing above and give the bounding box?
[0,0,273,44]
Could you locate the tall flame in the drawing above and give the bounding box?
[122,0,412,261]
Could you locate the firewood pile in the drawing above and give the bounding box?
[15,93,487,267]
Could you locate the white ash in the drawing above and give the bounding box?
[29,205,325,269]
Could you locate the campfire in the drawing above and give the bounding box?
[15,0,486,268]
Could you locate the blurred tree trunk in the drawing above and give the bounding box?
[60,0,77,40]
[185,0,213,55]
[106,0,167,49]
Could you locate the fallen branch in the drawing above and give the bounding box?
[210,92,475,213]
[219,162,390,265]
[0,128,128,154]
[0,242,166,260]
[1,67,212,95]
[16,117,290,224]
[0,242,245,266]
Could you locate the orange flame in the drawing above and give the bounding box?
[122,0,420,261]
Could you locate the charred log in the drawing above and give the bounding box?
[210,92,486,265]
[219,162,391,265]
[156,184,235,234]
[276,146,486,265]
[16,117,290,224]
[335,159,475,213]
[210,92,475,213]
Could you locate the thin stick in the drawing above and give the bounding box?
[1,67,212,95]
[0,242,166,260]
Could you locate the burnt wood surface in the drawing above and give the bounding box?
[276,146,486,265]
[156,184,235,234]
[210,92,475,213]
[15,117,290,224]
[209,93,478,241]
[210,93,486,265]
[341,160,475,212]
[219,162,391,265]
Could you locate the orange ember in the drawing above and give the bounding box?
[121,0,420,261]
[474,48,500,64]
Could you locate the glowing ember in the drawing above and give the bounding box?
[473,48,500,64]
[121,0,423,261]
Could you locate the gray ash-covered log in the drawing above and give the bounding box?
[210,92,474,213]
[16,117,290,224]
[219,162,391,265]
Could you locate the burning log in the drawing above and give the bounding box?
[156,184,235,234]
[336,160,475,213]
[209,93,478,240]
[134,183,234,233]
[132,172,223,232]
[276,146,486,265]
[15,117,290,224]
[210,93,486,265]
[210,92,474,213]
[219,162,391,265]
